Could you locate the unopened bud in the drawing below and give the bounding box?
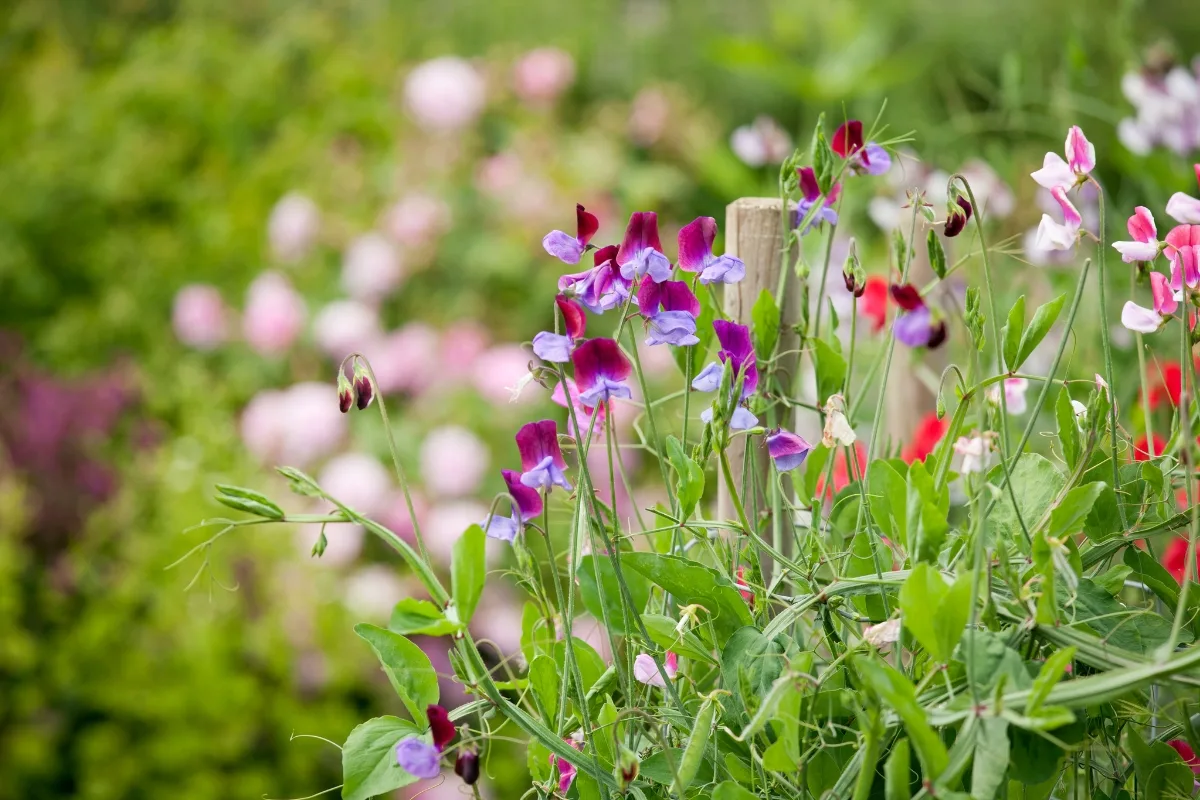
[943,195,973,237]
[842,239,865,297]
[454,747,480,785]
[311,529,328,557]
[616,744,640,790]
[337,372,355,414]
[352,362,374,410]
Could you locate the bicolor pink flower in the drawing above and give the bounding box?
[543,204,600,265]
[1034,186,1084,253]
[1031,126,1096,190]
[831,120,890,175]
[638,276,700,346]
[987,377,1029,415]
[552,376,607,434]
[572,338,633,406]
[766,429,812,471]
[558,245,632,314]
[516,419,572,492]
[735,565,754,608]
[616,212,672,283]
[481,469,544,542]
[420,425,489,498]
[172,284,229,349]
[1166,165,1200,224]
[954,436,990,475]
[1121,271,1178,333]
[890,283,947,349]
[633,651,678,687]
[1112,206,1161,263]
[794,166,840,235]
[533,295,588,362]
[678,216,746,284]
[1167,224,1200,290]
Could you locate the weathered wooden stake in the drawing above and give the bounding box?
[718,197,801,526]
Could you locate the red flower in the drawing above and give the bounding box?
[1167,739,1200,774]
[735,565,754,608]
[815,441,868,500]
[902,412,948,464]
[861,277,889,332]
[1163,538,1200,583]
[1133,434,1165,461]
[1149,361,1183,409]
[426,704,456,751]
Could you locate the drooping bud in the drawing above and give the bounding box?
[615,743,640,790]
[841,239,865,297]
[454,747,480,785]
[337,371,355,413]
[427,704,456,751]
[927,319,948,349]
[943,195,973,237]
[352,361,374,410]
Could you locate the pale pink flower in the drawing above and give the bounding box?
[437,322,490,384]
[1031,126,1095,190]
[472,344,538,405]
[512,47,576,105]
[862,618,901,647]
[319,452,393,517]
[954,435,990,475]
[404,57,486,132]
[268,192,320,263]
[364,323,440,395]
[730,116,793,167]
[240,382,347,468]
[1121,271,1177,334]
[987,377,1029,415]
[420,425,490,498]
[243,271,307,356]
[384,193,452,249]
[633,652,677,687]
[172,284,229,349]
[312,300,381,360]
[628,88,670,147]
[342,233,403,302]
[1112,206,1161,263]
[1166,164,1200,225]
[342,564,406,620]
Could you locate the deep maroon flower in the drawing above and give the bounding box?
[766,429,812,471]
[832,120,864,158]
[516,420,572,492]
[396,737,441,779]
[455,748,480,785]
[677,216,746,284]
[572,337,633,406]
[337,372,355,413]
[351,363,374,410]
[889,283,924,311]
[617,212,672,283]
[543,204,600,265]
[532,295,588,362]
[639,275,700,346]
[943,196,973,237]
[831,120,890,176]
[558,245,631,313]
[795,166,840,235]
[427,704,456,751]
[481,469,544,541]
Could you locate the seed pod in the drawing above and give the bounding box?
[670,694,718,795]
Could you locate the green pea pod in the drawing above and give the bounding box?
[671,694,717,795]
[215,485,284,519]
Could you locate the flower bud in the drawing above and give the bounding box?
[841,239,865,297]
[943,195,973,237]
[454,747,480,785]
[615,743,640,790]
[352,362,374,410]
[337,372,355,414]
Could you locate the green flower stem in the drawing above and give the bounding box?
[539,504,592,740]
[1164,299,1197,657]
[624,326,677,513]
[810,193,845,340]
[1092,182,1126,527]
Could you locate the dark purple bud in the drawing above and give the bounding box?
[843,270,864,297]
[889,283,924,312]
[455,747,480,785]
[943,196,973,238]
[427,704,456,751]
[927,319,948,349]
[352,364,374,410]
[337,372,355,413]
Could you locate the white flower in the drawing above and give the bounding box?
[403,57,486,132]
[987,377,1028,415]
[862,618,901,647]
[953,435,990,475]
[822,407,857,448]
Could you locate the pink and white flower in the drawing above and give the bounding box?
[730,116,793,168]
[1031,126,1096,190]
[1112,206,1161,263]
[1120,271,1178,334]
[1165,165,1200,224]
[633,651,678,687]
[987,377,1029,415]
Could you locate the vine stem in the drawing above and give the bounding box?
[1092,180,1126,526]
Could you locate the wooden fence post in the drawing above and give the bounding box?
[718,197,801,528]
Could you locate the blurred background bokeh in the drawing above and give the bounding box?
[3,0,1200,797]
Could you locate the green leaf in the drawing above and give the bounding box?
[906,461,949,563]
[451,524,486,625]
[721,626,786,719]
[1082,484,1122,541]
[1068,577,1186,654]
[885,738,912,800]
[812,337,847,406]
[1027,647,1075,714]
[867,460,908,551]
[528,655,559,722]
[576,554,650,635]
[623,553,754,636]
[553,637,606,694]
[341,716,422,800]
[1092,563,1132,595]
[970,717,1009,800]
[214,484,285,519]
[641,614,716,664]
[854,656,948,779]
[964,287,985,352]
[1004,706,1076,732]
[389,598,460,637]
[713,781,758,800]
[1127,729,1197,798]
[1001,295,1025,372]
[354,624,439,718]
[1016,294,1065,369]
[752,288,781,357]
[927,229,947,279]
[803,443,832,501]
[1123,547,1184,608]
[1055,386,1082,470]
[899,563,970,663]
[1047,483,1106,540]
[986,454,1064,546]
[276,465,323,497]
[665,435,705,520]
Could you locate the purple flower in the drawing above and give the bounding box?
[617,212,672,283]
[516,420,572,492]
[713,320,758,396]
[639,275,700,346]
[690,361,722,392]
[677,217,746,285]
[482,469,544,541]
[396,737,441,779]
[533,295,588,362]
[700,404,759,430]
[831,120,891,176]
[572,338,633,406]
[890,284,947,349]
[559,245,631,313]
[766,429,812,471]
[543,204,600,265]
[794,167,840,235]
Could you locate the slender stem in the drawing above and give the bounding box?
[811,194,845,340]
[1092,181,1126,526]
[1165,299,1196,656]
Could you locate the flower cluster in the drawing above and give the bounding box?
[1031,126,1096,253]
[1117,57,1200,157]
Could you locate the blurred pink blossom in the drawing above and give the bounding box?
[472,344,538,405]
[319,452,393,517]
[424,501,489,564]
[476,153,523,196]
[379,490,429,544]
[730,116,793,167]
[172,284,229,349]
[512,47,576,105]
[438,322,490,384]
[268,192,320,263]
[420,425,489,498]
[243,271,307,356]
[363,323,440,395]
[240,382,346,468]
[384,193,452,249]
[343,564,406,620]
[312,300,381,360]
[341,233,404,303]
[629,88,671,147]
[404,57,487,132]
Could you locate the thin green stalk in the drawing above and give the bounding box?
[1164,299,1197,656]
[1092,181,1126,526]
[811,193,845,340]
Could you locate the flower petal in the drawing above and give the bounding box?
[645,311,700,346]
[1120,301,1165,334]
[575,203,599,246]
[797,166,820,201]
[555,294,587,339]
[542,230,584,264]
[1065,125,1096,175]
[1112,240,1159,263]
[766,429,812,471]
[1151,271,1179,316]
[571,337,632,392]
[858,142,891,175]
[617,212,663,267]
[633,653,665,687]
[427,705,456,751]
[677,217,716,272]
[515,419,567,472]
[1166,192,1200,224]
[690,361,722,392]
[698,255,746,285]
[729,406,759,430]
[894,306,934,348]
[1128,206,1157,242]
[1034,214,1078,252]
[396,738,441,779]
[532,331,574,363]
[831,120,863,158]
[1030,152,1075,191]
[660,280,701,316]
[889,283,924,311]
[502,469,545,521]
[1050,186,1082,228]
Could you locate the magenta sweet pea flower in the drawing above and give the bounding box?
[831,120,891,176]
[638,275,701,346]
[516,420,572,493]
[396,737,441,779]
[794,166,840,235]
[1120,271,1177,334]
[1167,224,1200,291]
[766,429,813,471]
[890,284,947,349]
[481,469,545,541]
[427,704,456,751]
[559,245,632,314]
[1031,125,1096,190]
[677,216,746,285]
[543,203,600,265]
[532,295,588,362]
[1166,165,1200,224]
[713,320,759,396]
[552,376,606,436]
[633,651,678,687]
[572,337,633,406]
[552,740,582,794]
[617,212,672,283]
[1112,206,1160,263]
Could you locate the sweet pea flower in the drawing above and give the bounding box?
[693,321,760,430]
[1031,126,1096,190]
[1163,537,1200,583]
[421,425,489,498]
[901,412,948,464]
[533,295,588,362]
[766,429,812,471]
[633,651,678,687]
[1167,738,1200,774]
[552,376,607,434]
[512,47,576,105]
[268,192,320,263]
[735,565,754,607]
[616,212,672,283]
[481,469,543,542]
[831,120,891,176]
[678,216,746,285]
[558,245,631,313]
[1120,271,1178,334]
[342,233,404,302]
[638,276,700,346]
[1033,186,1084,253]
[1167,223,1200,290]
[172,284,229,349]
[987,377,1030,415]
[1165,165,1200,224]
[543,204,600,265]
[243,271,307,356]
[890,284,947,349]
[794,166,840,235]
[729,116,792,167]
[1112,207,1161,263]
[862,618,901,647]
[822,404,857,449]
[572,337,633,406]
[1134,433,1166,461]
[954,435,990,475]
[860,276,889,332]
[516,420,572,492]
[553,740,582,794]
[404,56,486,132]
[395,738,441,779]
[427,704,456,751]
